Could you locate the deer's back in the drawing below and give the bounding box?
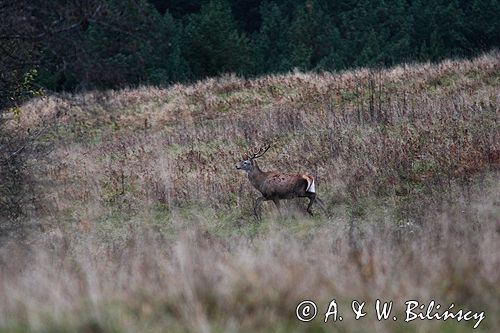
[260,172,315,199]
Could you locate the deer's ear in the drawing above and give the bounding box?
[242,153,249,160]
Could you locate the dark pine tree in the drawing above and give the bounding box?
[83,0,174,88]
[288,0,344,71]
[230,0,264,33]
[411,0,468,61]
[375,0,412,65]
[147,0,206,16]
[182,0,252,78]
[255,1,293,73]
[154,12,191,84]
[463,0,500,52]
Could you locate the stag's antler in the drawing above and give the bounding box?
[247,144,271,159]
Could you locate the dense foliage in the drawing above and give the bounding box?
[0,0,499,99]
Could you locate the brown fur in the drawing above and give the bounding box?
[251,163,310,199]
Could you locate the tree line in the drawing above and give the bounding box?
[1,0,499,108]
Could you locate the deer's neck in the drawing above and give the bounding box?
[247,161,267,191]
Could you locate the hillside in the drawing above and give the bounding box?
[0,54,499,332]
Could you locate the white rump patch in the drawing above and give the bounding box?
[305,177,316,193]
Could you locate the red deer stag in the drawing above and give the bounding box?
[235,144,327,219]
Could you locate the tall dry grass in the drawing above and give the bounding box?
[10,52,497,224]
[0,177,499,332]
[0,53,499,332]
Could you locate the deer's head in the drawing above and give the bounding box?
[235,144,270,172]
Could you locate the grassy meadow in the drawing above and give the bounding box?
[0,53,499,332]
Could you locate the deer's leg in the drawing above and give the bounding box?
[254,196,266,220]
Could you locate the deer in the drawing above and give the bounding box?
[235,144,327,219]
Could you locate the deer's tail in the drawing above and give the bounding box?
[303,175,316,193]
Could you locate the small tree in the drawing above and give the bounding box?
[0,1,56,225]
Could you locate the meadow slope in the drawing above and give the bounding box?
[0,53,499,332]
